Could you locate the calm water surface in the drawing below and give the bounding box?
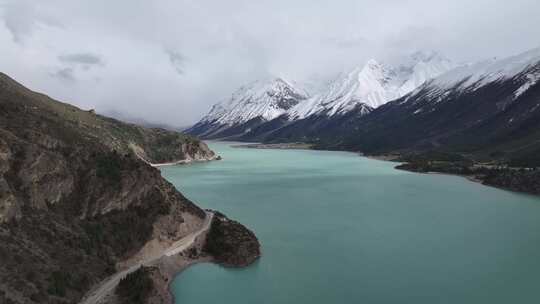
[161,142,540,304]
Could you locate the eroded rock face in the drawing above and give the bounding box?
[203,211,261,267]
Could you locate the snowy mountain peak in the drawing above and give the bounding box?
[365,59,383,69]
[359,59,392,81]
[290,52,456,119]
[189,47,540,142]
[395,51,456,95]
[422,47,540,95]
[201,77,309,125]
[195,51,457,127]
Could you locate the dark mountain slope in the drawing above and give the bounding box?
[325,63,540,165]
[194,49,540,168]
[237,105,372,144]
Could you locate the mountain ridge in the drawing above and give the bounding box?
[188,51,455,140]
[188,47,540,169]
[296,48,540,163]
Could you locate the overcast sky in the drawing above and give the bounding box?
[1,0,539,126]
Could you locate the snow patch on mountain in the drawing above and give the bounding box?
[515,73,540,99]
[290,51,455,119]
[429,48,540,92]
[200,78,309,125]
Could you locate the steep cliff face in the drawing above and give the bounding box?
[0,73,258,304]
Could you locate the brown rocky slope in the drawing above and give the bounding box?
[0,73,260,304]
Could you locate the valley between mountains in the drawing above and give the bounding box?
[1,44,540,304]
[187,47,540,195]
[2,2,540,304]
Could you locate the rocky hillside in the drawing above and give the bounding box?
[0,73,259,304]
[0,73,216,165]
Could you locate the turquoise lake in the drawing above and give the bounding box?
[161,142,540,304]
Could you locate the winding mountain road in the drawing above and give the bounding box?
[79,211,214,304]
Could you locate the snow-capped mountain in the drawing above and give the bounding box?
[186,77,308,138]
[409,47,540,99]
[269,47,540,162]
[188,46,540,166]
[191,49,540,157]
[200,78,308,125]
[290,51,455,119]
[188,51,455,139]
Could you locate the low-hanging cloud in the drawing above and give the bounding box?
[58,53,104,67]
[50,67,75,83]
[165,49,185,75]
[1,1,33,43]
[0,0,539,126]
[1,0,62,43]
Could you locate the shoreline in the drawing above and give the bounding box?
[219,140,537,196]
[363,154,402,162]
[231,142,314,150]
[379,154,499,192]
[79,212,214,304]
[394,165,540,197]
[395,165,485,185]
[164,258,213,304]
[150,155,221,167]
[80,207,261,304]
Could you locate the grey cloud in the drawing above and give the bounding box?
[165,50,185,75]
[58,53,104,67]
[0,0,539,126]
[1,1,35,43]
[323,36,369,49]
[50,68,76,82]
[1,0,62,44]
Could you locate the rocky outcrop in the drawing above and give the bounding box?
[203,211,261,267]
[0,73,255,304]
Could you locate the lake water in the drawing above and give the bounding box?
[161,142,540,304]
